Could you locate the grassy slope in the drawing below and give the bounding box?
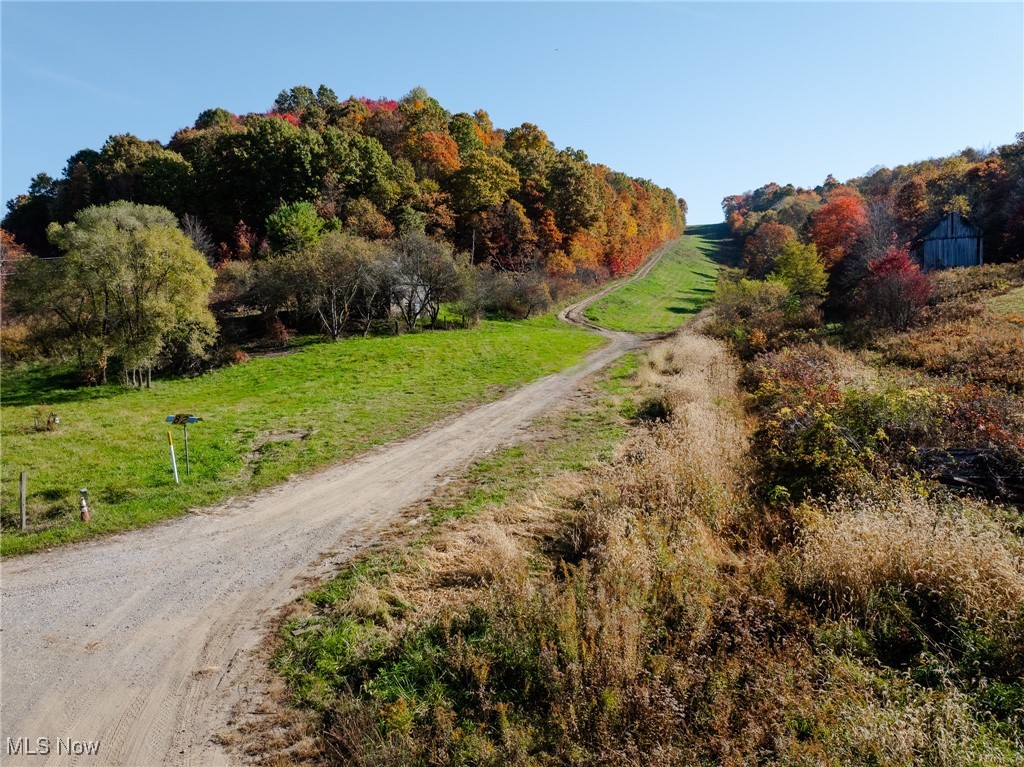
[274,352,641,712]
[990,284,1024,314]
[0,316,602,556]
[583,224,734,332]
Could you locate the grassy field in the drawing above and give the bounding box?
[583,223,735,332]
[990,284,1024,314]
[273,352,640,717]
[0,316,603,556]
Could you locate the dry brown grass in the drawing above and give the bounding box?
[797,492,1024,633]
[881,314,1024,391]
[878,262,1024,392]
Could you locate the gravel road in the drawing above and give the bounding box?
[0,240,673,766]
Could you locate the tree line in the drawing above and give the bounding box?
[4,85,684,271]
[1,85,686,385]
[716,134,1023,346]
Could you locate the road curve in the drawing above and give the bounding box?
[0,238,676,766]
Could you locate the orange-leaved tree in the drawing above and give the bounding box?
[808,190,868,267]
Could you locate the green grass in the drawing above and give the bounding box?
[0,316,603,556]
[989,284,1024,315]
[275,352,640,710]
[583,224,736,333]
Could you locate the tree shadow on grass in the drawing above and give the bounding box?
[687,223,741,267]
[1,365,127,408]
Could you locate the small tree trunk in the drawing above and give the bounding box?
[147,366,152,389]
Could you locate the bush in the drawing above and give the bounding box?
[858,245,930,331]
[709,271,823,358]
[746,346,945,500]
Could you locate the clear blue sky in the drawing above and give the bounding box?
[3,2,1022,224]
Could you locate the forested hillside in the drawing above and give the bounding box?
[1,85,684,383]
[721,135,1023,324]
[724,135,1023,263]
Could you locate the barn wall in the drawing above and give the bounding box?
[918,213,984,269]
[921,236,983,269]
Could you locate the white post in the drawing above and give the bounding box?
[168,430,180,485]
[20,472,27,530]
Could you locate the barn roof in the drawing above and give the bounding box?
[913,212,983,246]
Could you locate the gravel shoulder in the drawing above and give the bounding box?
[0,243,672,766]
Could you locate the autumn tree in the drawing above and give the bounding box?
[769,241,828,302]
[450,151,520,213]
[7,202,216,385]
[0,228,27,307]
[478,199,537,271]
[807,191,868,267]
[893,177,929,238]
[343,198,396,240]
[448,113,484,156]
[548,149,603,234]
[859,245,931,331]
[505,122,557,193]
[743,222,796,277]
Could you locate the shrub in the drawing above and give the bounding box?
[859,245,930,331]
[709,271,823,358]
[746,347,945,500]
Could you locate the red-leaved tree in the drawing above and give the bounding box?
[861,245,931,330]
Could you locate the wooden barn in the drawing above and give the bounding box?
[912,212,984,270]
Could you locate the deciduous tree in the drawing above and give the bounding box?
[8,202,216,384]
[808,192,868,267]
[390,232,463,329]
[450,151,520,213]
[743,222,796,277]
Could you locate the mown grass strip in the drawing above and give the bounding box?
[583,224,734,333]
[0,316,602,556]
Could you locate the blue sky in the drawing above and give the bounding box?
[2,2,1022,224]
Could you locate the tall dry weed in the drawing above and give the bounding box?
[832,675,1024,766]
[797,494,1024,628]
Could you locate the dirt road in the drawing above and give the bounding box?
[0,240,673,766]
